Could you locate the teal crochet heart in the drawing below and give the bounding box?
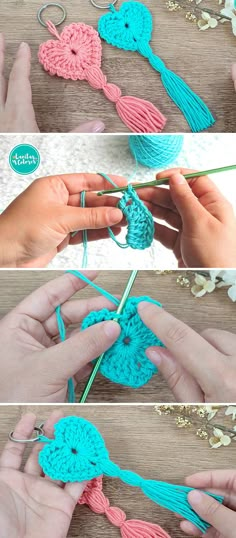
[38,416,224,533]
[81,296,164,388]
[39,417,108,482]
[98,1,152,51]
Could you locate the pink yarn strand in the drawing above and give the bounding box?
[38,22,167,133]
[79,477,172,538]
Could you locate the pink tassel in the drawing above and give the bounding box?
[79,477,172,538]
[38,22,166,133]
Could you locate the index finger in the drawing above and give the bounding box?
[14,271,98,322]
[0,413,37,470]
[157,168,230,222]
[51,173,127,195]
[138,302,224,390]
[186,470,236,492]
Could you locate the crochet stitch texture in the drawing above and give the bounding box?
[117,185,155,249]
[81,296,164,388]
[38,21,166,133]
[98,1,215,132]
[38,416,224,533]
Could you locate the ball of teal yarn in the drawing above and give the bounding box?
[129,134,184,168]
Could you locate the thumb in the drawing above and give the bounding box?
[188,490,234,537]
[169,174,206,230]
[43,320,121,380]
[58,205,123,233]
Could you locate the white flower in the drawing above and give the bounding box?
[225,406,236,420]
[209,428,232,448]
[216,271,236,301]
[205,405,219,421]
[191,274,216,297]
[198,12,218,29]
[220,0,236,35]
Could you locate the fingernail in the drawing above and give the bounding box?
[188,490,204,506]
[138,301,152,312]
[92,120,105,133]
[19,42,28,51]
[103,321,120,339]
[108,208,123,224]
[146,348,162,366]
[171,173,186,185]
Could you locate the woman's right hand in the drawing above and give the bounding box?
[181,469,236,538]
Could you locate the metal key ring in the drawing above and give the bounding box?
[8,426,44,444]
[90,0,118,9]
[37,3,67,27]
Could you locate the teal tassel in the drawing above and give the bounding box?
[102,461,224,534]
[138,43,215,133]
[138,480,223,533]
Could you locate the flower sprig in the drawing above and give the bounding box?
[154,405,236,448]
[166,0,236,35]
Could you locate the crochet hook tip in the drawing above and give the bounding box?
[79,270,138,403]
[97,164,236,196]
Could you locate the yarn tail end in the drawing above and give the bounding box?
[116,96,167,133]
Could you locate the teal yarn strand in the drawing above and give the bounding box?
[80,191,88,269]
[129,134,184,168]
[39,416,224,533]
[98,172,155,250]
[98,1,215,132]
[67,270,120,306]
[55,305,75,403]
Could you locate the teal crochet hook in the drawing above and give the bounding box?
[97,164,236,195]
[79,270,138,403]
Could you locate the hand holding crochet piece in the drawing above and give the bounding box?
[0,410,86,538]
[0,173,127,268]
[38,21,166,133]
[38,415,223,533]
[0,272,121,402]
[139,301,236,403]
[0,35,105,134]
[138,168,236,268]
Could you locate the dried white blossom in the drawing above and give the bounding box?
[225,406,236,420]
[198,11,218,29]
[191,274,216,297]
[209,428,232,448]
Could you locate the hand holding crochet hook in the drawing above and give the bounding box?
[1,167,236,268]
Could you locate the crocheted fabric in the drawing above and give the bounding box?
[38,416,224,533]
[98,2,215,132]
[81,296,164,388]
[117,185,154,249]
[38,21,166,133]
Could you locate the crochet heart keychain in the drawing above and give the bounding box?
[37,4,166,133]
[97,1,215,132]
[28,416,223,533]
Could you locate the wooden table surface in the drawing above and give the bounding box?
[0,270,235,403]
[2,0,236,133]
[0,404,234,538]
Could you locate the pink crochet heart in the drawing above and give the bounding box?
[39,22,102,81]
